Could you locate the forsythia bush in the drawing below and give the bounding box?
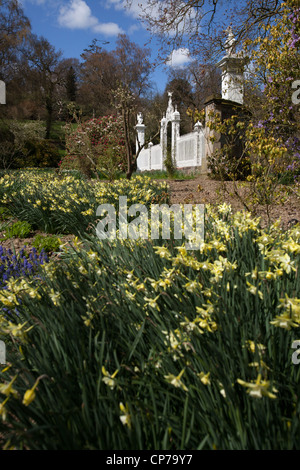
[200,1,300,220]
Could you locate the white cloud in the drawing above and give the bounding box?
[93,22,123,36]
[105,0,196,37]
[128,23,141,35]
[104,0,152,20]
[104,0,125,11]
[124,0,148,18]
[58,0,123,36]
[166,48,192,68]
[58,0,98,29]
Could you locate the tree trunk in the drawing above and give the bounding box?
[45,94,53,140]
[123,108,134,180]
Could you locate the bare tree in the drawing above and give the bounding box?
[0,0,31,121]
[188,61,221,108]
[112,34,153,179]
[78,42,120,116]
[23,35,68,139]
[114,34,152,96]
[128,0,283,65]
[0,0,30,79]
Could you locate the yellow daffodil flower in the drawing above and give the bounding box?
[164,369,188,392]
[119,402,131,429]
[102,366,119,390]
[198,371,211,385]
[237,374,278,399]
[0,397,9,421]
[0,375,18,398]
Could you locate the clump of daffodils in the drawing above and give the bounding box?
[270,295,300,330]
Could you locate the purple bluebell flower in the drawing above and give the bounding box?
[256,121,265,129]
[0,245,49,290]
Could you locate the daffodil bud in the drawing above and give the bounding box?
[22,378,40,406]
[22,388,36,406]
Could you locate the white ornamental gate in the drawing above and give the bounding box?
[136,27,247,174]
[136,92,205,172]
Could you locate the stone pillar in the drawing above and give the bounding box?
[201,28,248,173]
[160,115,167,170]
[204,94,244,172]
[204,96,222,173]
[171,105,180,167]
[160,92,181,171]
[217,56,246,105]
[135,112,146,154]
[216,27,247,105]
[194,121,203,167]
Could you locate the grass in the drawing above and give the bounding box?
[135,169,203,180]
[48,120,67,141]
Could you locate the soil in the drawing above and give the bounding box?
[0,229,75,255]
[167,174,300,230]
[2,174,300,253]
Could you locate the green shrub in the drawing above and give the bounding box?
[32,234,61,253]
[0,206,12,221]
[4,220,32,239]
[208,150,252,181]
[0,120,46,170]
[96,145,125,181]
[15,139,61,169]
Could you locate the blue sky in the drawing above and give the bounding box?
[19,0,193,93]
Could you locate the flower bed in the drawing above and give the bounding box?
[0,170,169,235]
[0,201,300,450]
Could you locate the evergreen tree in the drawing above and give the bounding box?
[66,66,77,103]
